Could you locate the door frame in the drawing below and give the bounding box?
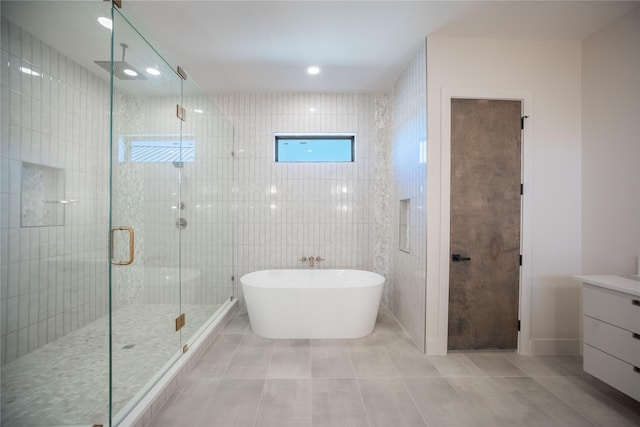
[429,87,533,355]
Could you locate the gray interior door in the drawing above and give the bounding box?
[448,98,522,351]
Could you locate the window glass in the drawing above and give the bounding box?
[119,135,195,163]
[275,134,355,162]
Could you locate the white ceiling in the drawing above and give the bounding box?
[3,1,639,94]
[124,0,639,93]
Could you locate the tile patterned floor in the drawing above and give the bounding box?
[152,310,640,427]
[1,304,219,427]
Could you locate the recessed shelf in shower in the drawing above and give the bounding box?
[20,162,65,227]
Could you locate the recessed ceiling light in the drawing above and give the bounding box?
[309,107,316,112]
[305,65,320,75]
[98,17,113,30]
[194,109,203,114]
[123,68,138,77]
[146,67,160,76]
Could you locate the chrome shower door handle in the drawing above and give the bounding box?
[110,226,135,265]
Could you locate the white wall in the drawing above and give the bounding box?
[390,42,427,350]
[581,7,640,275]
[426,36,583,355]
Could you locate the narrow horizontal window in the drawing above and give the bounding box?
[274,133,355,162]
[119,135,195,163]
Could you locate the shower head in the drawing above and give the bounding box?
[94,43,146,80]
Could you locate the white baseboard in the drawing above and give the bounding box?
[529,338,581,355]
[424,338,447,355]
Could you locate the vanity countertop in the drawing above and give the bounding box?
[574,275,640,297]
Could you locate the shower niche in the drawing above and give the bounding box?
[20,162,65,227]
[399,198,410,253]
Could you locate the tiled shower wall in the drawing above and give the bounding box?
[214,94,393,307]
[0,18,111,364]
[391,42,427,350]
[112,94,234,309]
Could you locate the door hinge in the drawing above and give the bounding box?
[520,183,523,195]
[175,313,186,331]
[177,65,188,81]
[518,320,521,331]
[176,104,186,122]
[521,115,529,130]
[519,255,523,266]
[231,275,235,282]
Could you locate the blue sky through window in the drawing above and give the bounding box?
[275,135,355,162]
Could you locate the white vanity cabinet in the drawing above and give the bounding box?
[575,275,640,401]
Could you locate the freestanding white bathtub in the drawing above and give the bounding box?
[240,269,385,339]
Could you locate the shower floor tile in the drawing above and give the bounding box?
[0,303,219,427]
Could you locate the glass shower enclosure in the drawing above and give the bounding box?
[0,1,234,425]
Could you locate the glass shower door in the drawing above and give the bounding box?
[109,7,185,422]
[178,80,235,350]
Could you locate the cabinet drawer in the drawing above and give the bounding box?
[583,286,640,333]
[584,344,640,401]
[584,315,640,366]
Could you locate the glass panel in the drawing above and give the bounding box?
[109,7,183,423]
[275,134,355,162]
[0,1,112,425]
[179,80,235,349]
[125,136,195,163]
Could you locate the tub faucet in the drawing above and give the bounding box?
[309,256,325,267]
[299,256,323,267]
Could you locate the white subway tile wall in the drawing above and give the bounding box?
[0,18,111,364]
[391,42,428,350]
[214,94,391,306]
